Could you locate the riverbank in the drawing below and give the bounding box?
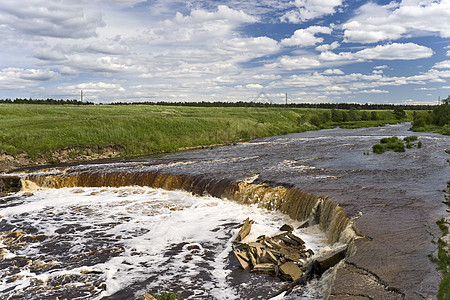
[0,104,404,172]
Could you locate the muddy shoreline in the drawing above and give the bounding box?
[2,123,449,299]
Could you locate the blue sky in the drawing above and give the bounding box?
[0,0,449,104]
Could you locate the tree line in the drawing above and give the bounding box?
[0,98,438,111]
[0,98,94,105]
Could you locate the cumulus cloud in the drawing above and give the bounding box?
[320,43,433,62]
[279,56,321,70]
[358,89,389,94]
[0,0,105,39]
[315,41,340,52]
[281,26,332,47]
[323,68,344,75]
[0,68,60,89]
[281,0,343,23]
[432,60,450,69]
[343,0,450,43]
[354,43,433,60]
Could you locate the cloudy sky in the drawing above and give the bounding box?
[0,0,449,104]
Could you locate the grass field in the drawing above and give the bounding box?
[0,104,402,164]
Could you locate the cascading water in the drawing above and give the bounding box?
[0,169,356,300]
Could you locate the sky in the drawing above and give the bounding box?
[0,0,449,104]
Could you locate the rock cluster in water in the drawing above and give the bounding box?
[232,218,314,281]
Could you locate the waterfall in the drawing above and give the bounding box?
[22,170,356,245]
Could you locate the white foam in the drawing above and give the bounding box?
[0,187,328,299]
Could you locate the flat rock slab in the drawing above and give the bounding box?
[329,262,404,299]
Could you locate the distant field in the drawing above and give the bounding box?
[0,104,403,168]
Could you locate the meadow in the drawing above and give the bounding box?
[0,104,403,165]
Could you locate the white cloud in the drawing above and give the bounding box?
[279,56,321,69]
[281,26,332,47]
[0,0,105,39]
[343,1,450,43]
[374,65,388,69]
[321,43,433,62]
[358,89,389,94]
[281,0,343,23]
[315,41,340,52]
[245,84,264,89]
[355,43,433,60]
[432,60,450,69]
[323,68,344,75]
[0,67,60,89]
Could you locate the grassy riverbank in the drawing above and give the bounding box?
[1,104,402,171]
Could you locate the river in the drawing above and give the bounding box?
[1,123,449,299]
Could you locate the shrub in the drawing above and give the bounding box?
[404,136,418,142]
[372,143,386,154]
[388,141,405,152]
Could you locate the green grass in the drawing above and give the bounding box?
[0,104,405,164]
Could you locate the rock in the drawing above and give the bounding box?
[315,246,348,273]
[280,224,294,232]
[252,263,276,273]
[140,293,157,300]
[235,217,254,242]
[287,233,305,246]
[234,250,251,270]
[297,220,310,229]
[279,262,303,281]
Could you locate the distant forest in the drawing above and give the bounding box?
[0,97,437,110]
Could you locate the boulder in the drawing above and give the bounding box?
[279,262,303,281]
[280,224,294,232]
[235,217,254,242]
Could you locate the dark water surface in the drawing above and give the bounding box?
[142,123,449,299]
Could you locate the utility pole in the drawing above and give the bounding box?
[81,90,83,102]
[438,96,440,105]
[285,93,288,105]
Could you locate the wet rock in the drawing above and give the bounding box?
[315,245,348,273]
[0,176,21,196]
[252,263,276,274]
[279,262,303,281]
[233,218,317,283]
[140,293,157,300]
[235,217,254,242]
[280,224,294,232]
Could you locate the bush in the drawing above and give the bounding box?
[388,141,405,152]
[152,291,180,300]
[404,136,418,142]
[373,143,386,154]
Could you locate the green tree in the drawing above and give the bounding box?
[331,109,342,122]
[371,111,378,120]
[348,107,358,121]
[394,106,406,120]
[361,111,370,121]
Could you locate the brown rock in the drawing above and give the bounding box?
[280,224,294,232]
[287,233,305,246]
[315,246,348,272]
[234,250,251,270]
[252,263,276,273]
[141,293,157,300]
[235,217,254,242]
[279,262,303,281]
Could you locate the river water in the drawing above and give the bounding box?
[1,123,449,299]
[0,186,334,300]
